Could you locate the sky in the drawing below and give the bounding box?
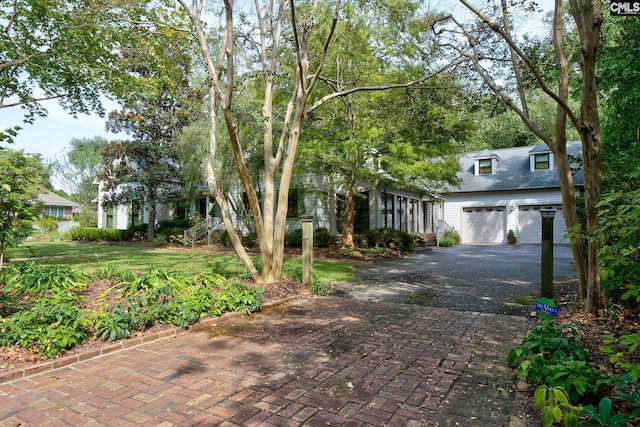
[1,98,119,162]
[2,0,554,173]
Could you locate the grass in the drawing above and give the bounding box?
[5,241,152,259]
[7,241,355,283]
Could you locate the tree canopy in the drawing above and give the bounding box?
[0,148,47,269]
[96,14,205,241]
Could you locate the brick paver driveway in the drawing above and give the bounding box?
[0,297,526,426]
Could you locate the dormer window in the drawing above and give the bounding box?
[478,159,492,174]
[529,145,554,171]
[474,152,499,176]
[534,153,550,170]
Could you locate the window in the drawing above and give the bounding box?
[131,200,142,226]
[287,189,299,218]
[176,201,187,220]
[43,206,66,217]
[534,153,550,170]
[478,158,492,174]
[105,206,115,228]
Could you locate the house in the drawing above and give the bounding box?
[96,175,443,240]
[441,142,584,244]
[37,192,80,219]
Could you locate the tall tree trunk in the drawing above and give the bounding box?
[570,0,604,312]
[147,204,156,241]
[339,172,357,249]
[551,0,589,303]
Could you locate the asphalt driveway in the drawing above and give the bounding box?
[333,244,576,315]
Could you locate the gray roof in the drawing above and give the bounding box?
[445,142,584,193]
[37,192,80,207]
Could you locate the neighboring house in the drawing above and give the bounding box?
[37,192,80,219]
[441,142,584,244]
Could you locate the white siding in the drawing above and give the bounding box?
[116,204,129,230]
[443,189,564,244]
[518,205,568,244]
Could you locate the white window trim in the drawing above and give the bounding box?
[530,152,555,171]
[474,156,498,175]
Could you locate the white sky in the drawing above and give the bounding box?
[1,98,120,162]
[2,0,554,177]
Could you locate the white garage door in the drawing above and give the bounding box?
[461,207,506,244]
[518,205,568,244]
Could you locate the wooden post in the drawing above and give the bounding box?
[301,215,314,285]
[540,209,556,299]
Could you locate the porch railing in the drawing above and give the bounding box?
[183,217,223,247]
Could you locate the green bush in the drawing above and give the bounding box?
[443,230,460,244]
[158,218,193,229]
[93,304,133,341]
[0,294,90,356]
[242,232,259,248]
[285,229,303,247]
[437,231,460,247]
[596,190,640,305]
[65,226,123,242]
[156,226,184,241]
[37,216,58,232]
[314,228,333,248]
[3,262,87,297]
[357,228,416,251]
[285,228,334,248]
[122,223,148,240]
[76,205,98,227]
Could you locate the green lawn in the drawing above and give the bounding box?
[6,241,154,259]
[7,241,355,284]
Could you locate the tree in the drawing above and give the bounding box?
[51,137,104,206]
[599,18,640,193]
[96,17,205,241]
[176,0,465,282]
[432,0,604,312]
[0,149,46,270]
[0,0,154,142]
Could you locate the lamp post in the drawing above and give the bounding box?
[301,215,314,285]
[540,209,556,299]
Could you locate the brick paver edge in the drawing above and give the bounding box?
[0,292,309,384]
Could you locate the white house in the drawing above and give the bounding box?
[96,175,443,239]
[441,142,584,244]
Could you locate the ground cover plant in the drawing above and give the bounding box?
[0,240,354,367]
[509,302,639,427]
[0,263,266,357]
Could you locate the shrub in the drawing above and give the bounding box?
[285,228,334,248]
[596,190,640,305]
[3,262,87,297]
[444,230,461,244]
[314,228,333,248]
[93,304,133,341]
[285,229,303,247]
[76,205,98,227]
[0,294,90,356]
[242,232,259,248]
[358,228,416,251]
[37,216,58,232]
[158,218,193,229]
[65,226,123,242]
[122,223,148,241]
[156,226,183,241]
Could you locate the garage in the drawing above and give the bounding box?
[461,206,506,244]
[518,205,568,244]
